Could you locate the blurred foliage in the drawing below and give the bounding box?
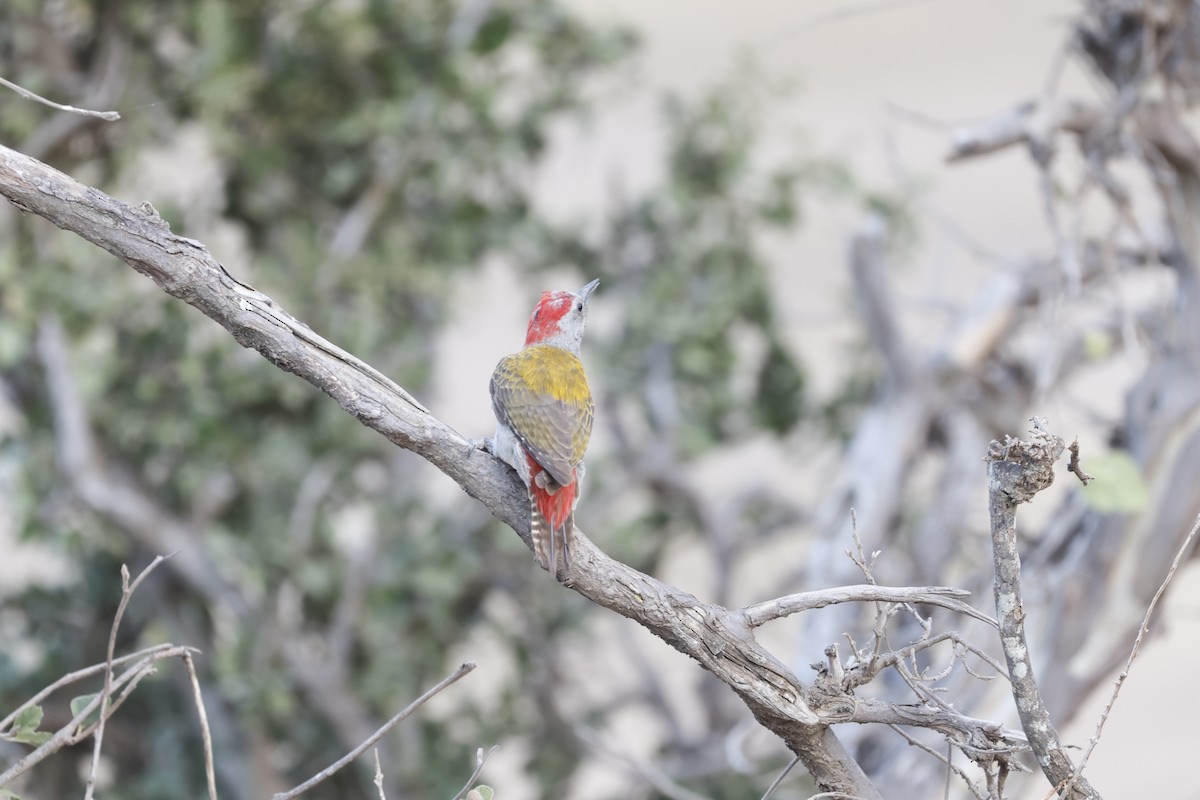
[1081,450,1149,513]
[540,67,815,458]
[0,2,862,799]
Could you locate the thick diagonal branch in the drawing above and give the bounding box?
[0,143,880,799]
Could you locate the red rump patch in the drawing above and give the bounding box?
[524,291,574,346]
[526,453,575,530]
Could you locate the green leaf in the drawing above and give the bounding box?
[69,692,101,728]
[3,705,50,745]
[1082,329,1113,360]
[467,787,494,800]
[12,705,42,733]
[1081,451,1148,513]
[7,729,50,746]
[473,12,512,54]
[755,337,805,434]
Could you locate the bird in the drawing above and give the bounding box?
[484,279,597,580]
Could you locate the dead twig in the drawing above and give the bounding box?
[272,661,476,800]
[0,645,199,786]
[0,644,176,734]
[575,725,712,800]
[85,555,172,800]
[0,75,121,121]
[182,651,219,800]
[888,726,986,800]
[984,422,1099,799]
[1065,513,1200,792]
[760,755,800,800]
[742,585,995,629]
[450,746,498,800]
[1067,437,1095,485]
[373,749,386,800]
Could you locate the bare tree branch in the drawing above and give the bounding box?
[742,585,995,629]
[0,142,885,798]
[946,99,1103,162]
[984,423,1099,800]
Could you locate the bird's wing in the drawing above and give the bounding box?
[490,347,593,488]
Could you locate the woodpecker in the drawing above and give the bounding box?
[487,279,597,581]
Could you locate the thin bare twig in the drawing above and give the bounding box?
[1067,437,1095,485]
[760,755,800,800]
[0,75,121,120]
[888,726,986,800]
[85,555,172,800]
[0,645,198,786]
[1066,513,1200,790]
[0,643,176,734]
[742,585,995,629]
[182,652,219,800]
[373,749,386,800]
[844,631,1008,689]
[272,661,476,800]
[575,725,712,800]
[450,746,499,800]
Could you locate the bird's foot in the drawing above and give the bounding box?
[465,436,494,459]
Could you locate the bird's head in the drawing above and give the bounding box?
[524,278,599,352]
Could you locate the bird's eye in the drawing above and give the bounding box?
[575,302,583,312]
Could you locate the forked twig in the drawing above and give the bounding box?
[450,746,499,800]
[0,644,176,734]
[85,555,172,800]
[0,645,198,786]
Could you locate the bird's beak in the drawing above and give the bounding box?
[578,278,600,306]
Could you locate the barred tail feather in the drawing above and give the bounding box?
[527,458,577,582]
[529,490,552,574]
[529,492,575,582]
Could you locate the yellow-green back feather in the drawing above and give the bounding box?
[490,344,593,487]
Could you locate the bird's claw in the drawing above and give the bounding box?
[466,437,494,458]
